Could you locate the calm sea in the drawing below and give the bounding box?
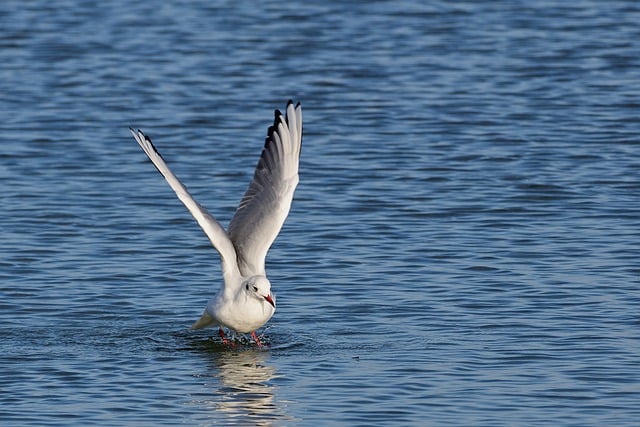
[1,1,639,425]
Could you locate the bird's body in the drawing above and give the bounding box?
[130,101,302,345]
[191,275,275,333]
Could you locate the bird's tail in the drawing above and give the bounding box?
[190,311,216,330]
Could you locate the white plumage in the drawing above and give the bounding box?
[130,101,302,346]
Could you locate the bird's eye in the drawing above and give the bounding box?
[245,284,249,290]
[252,286,258,292]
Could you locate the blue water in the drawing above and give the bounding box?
[1,0,639,425]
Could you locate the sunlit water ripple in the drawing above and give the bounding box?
[1,0,639,425]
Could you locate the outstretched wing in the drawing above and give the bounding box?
[130,129,239,279]
[227,101,302,276]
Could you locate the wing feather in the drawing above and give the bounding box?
[227,101,302,276]
[130,129,239,280]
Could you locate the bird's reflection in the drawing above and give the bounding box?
[194,344,292,425]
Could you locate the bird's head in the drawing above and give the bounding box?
[244,276,276,308]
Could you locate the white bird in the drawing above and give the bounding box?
[130,101,302,346]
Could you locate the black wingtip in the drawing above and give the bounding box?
[273,109,283,129]
[134,128,153,143]
[265,100,300,147]
[130,127,146,138]
[264,124,276,148]
[287,99,301,108]
[286,99,301,109]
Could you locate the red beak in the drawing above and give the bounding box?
[264,294,275,307]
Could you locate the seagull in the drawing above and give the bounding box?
[130,100,302,346]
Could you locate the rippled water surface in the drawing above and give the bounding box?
[1,1,639,425]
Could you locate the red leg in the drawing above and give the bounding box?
[250,331,264,347]
[219,327,233,346]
